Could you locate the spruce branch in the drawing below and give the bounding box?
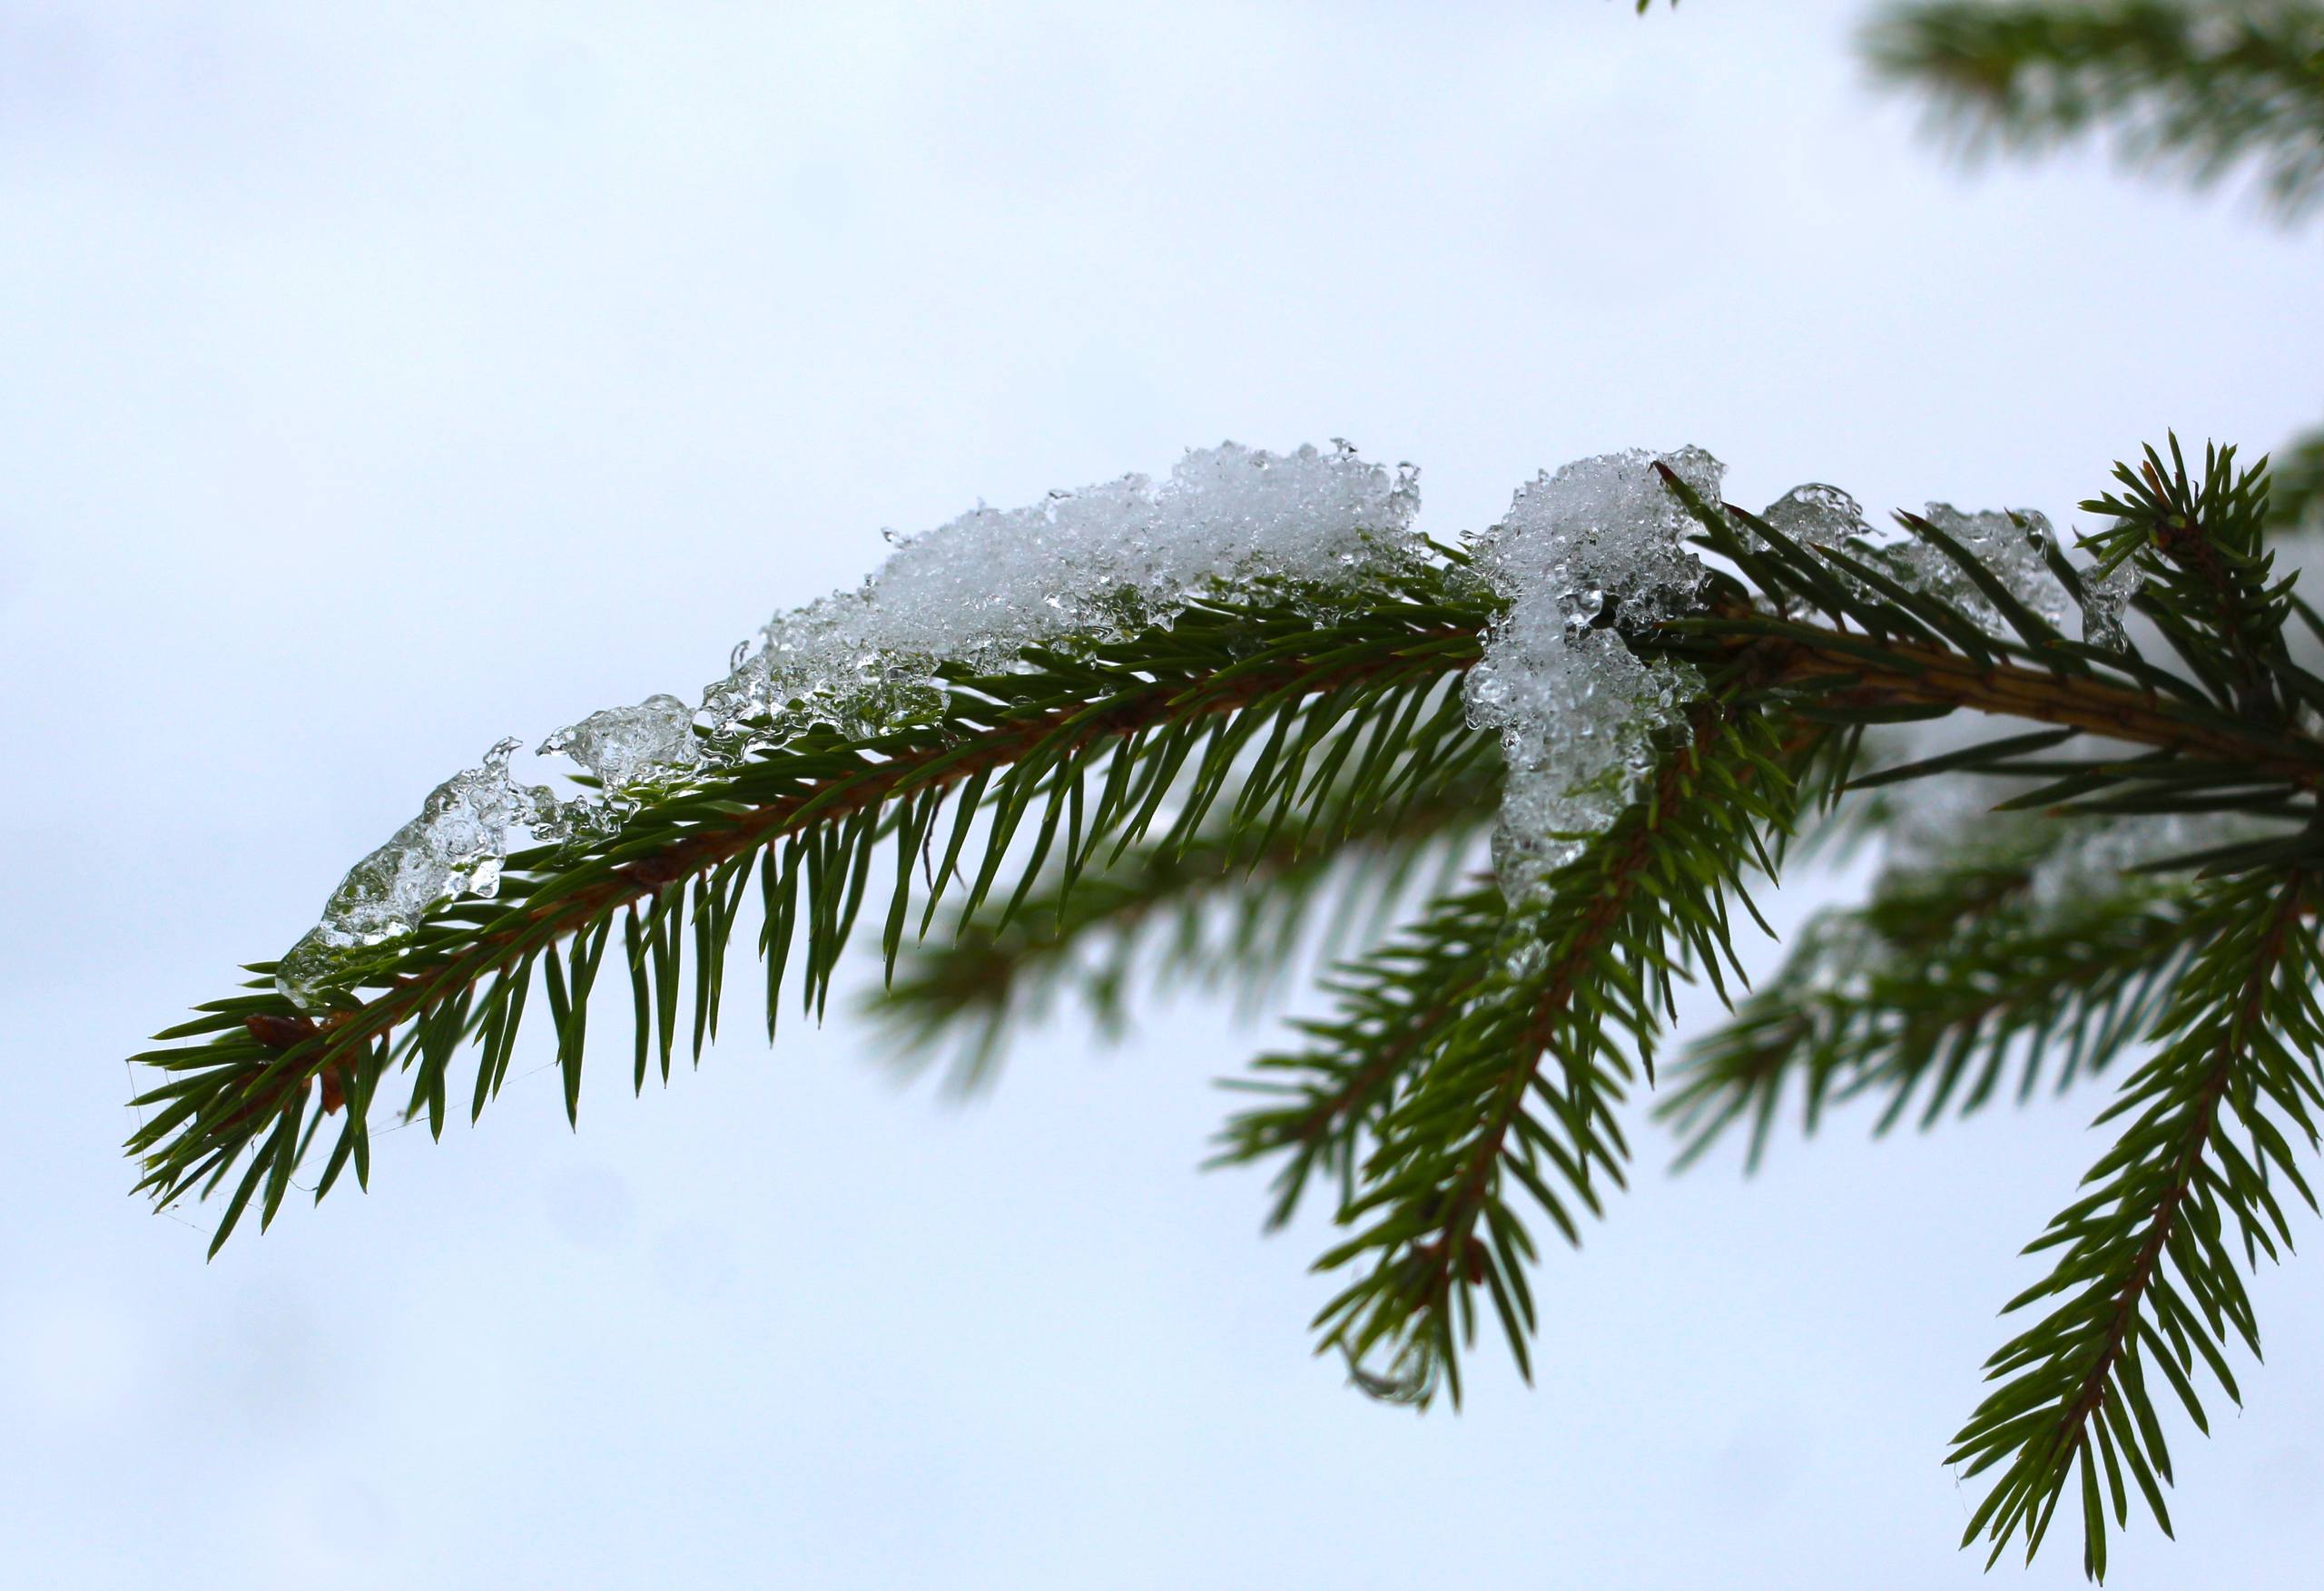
[130,436,2324,1578]
[1949,869,2324,1576]
[1866,0,2324,216]
[1262,694,1815,1407]
[136,446,2324,1259]
[1213,879,1511,1235]
[2083,437,2306,722]
[128,578,1493,1253]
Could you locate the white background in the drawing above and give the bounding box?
[3,2,2319,1586]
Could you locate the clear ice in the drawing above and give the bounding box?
[1462,448,1720,901]
[1747,483,1876,617]
[1761,483,1872,545]
[2078,556,2144,650]
[275,740,555,1007]
[277,441,1423,1007]
[1875,506,2071,639]
[1759,492,2077,643]
[540,693,700,792]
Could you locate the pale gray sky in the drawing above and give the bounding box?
[4,2,2320,1586]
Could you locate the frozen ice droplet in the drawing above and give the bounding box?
[2080,556,2143,651]
[1882,505,2070,638]
[1751,484,1878,616]
[1761,483,1871,545]
[276,739,550,1007]
[540,693,701,792]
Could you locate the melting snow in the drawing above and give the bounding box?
[539,694,699,790]
[275,741,555,1006]
[703,440,1422,741]
[2078,556,2144,651]
[276,441,1421,1006]
[1876,506,2071,638]
[1462,447,1719,901]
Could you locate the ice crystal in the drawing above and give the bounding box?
[276,740,555,1007]
[1746,484,1878,616]
[2078,555,2144,650]
[540,694,700,791]
[1770,496,2073,644]
[1761,483,1873,545]
[1472,625,1698,891]
[1877,506,2070,638]
[1468,447,1718,627]
[1463,448,1719,901]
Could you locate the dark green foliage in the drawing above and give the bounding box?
[1666,443,2324,1576]
[1950,869,2324,1577]
[1227,696,1816,1406]
[1867,1,2324,216]
[2082,437,2313,724]
[1212,880,1508,1241]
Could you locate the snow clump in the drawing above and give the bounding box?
[1462,447,1721,901]
[275,441,1421,1006]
